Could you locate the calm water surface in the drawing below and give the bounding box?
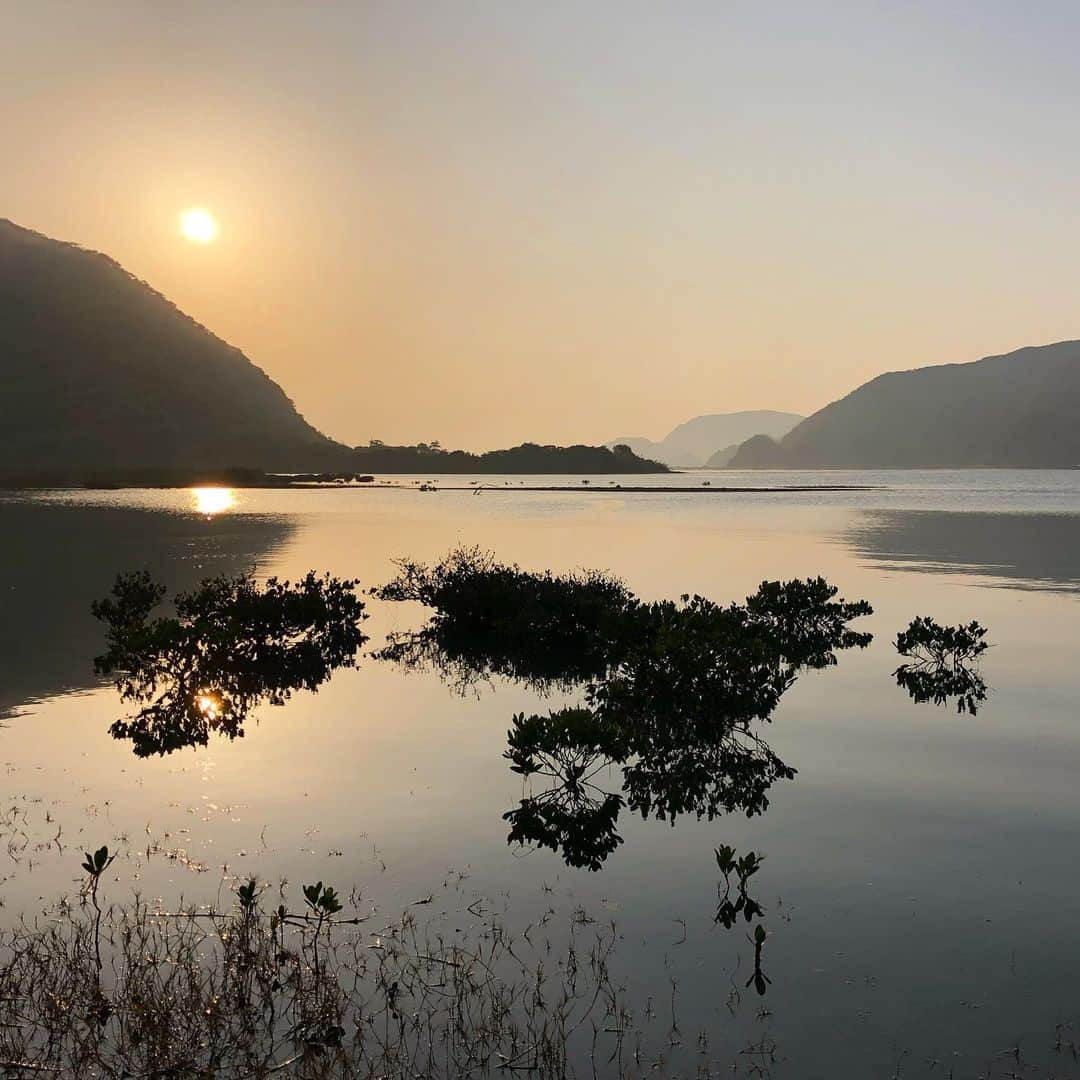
[3,470,1080,1076]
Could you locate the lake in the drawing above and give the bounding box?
[3,470,1080,1077]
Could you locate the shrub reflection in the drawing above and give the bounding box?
[893,616,990,714]
[380,549,873,869]
[93,570,368,756]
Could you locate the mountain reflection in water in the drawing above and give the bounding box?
[0,500,294,721]
[846,510,1080,593]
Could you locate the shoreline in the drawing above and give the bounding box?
[4,481,885,494]
[288,482,884,493]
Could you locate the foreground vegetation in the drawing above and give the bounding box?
[0,855,644,1078]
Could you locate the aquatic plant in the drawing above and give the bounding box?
[375,546,636,689]
[894,615,990,714]
[504,708,628,869]
[743,576,873,669]
[380,549,874,868]
[378,549,872,692]
[713,844,765,929]
[896,615,988,666]
[79,844,115,973]
[92,570,368,755]
[504,696,795,870]
[0,856,663,1079]
[747,924,771,997]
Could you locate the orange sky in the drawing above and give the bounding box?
[3,3,1078,449]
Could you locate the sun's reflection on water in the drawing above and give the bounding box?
[196,690,223,725]
[191,487,236,517]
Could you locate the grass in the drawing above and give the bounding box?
[0,859,687,1079]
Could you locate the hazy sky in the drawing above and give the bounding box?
[3,2,1078,449]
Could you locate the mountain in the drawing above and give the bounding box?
[0,218,354,479]
[608,411,803,468]
[727,341,1080,469]
[704,442,744,468]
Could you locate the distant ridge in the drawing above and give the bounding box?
[608,411,802,468]
[0,217,354,476]
[727,341,1080,469]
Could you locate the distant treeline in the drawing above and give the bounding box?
[348,441,667,474]
[0,443,667,489]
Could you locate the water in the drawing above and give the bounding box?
[3,470,1080,1076]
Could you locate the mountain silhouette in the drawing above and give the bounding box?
[704,442,745,468]
[728,341,1080,468]
[0,218,354,478]
[608,411,802,468]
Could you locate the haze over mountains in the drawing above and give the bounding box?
[4,218,1078,477]
[608,411,803,468]
[728,341,1080,469]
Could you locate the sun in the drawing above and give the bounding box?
[180,207,218,244]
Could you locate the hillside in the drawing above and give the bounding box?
[609,411,802,467]
[728,342,1080,468]
[704,442,743,468]
[0,218,354,479]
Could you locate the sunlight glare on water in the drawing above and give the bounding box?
[196,690,223,724]
[191,486,236,517]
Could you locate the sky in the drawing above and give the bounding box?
[3,1,1079,450]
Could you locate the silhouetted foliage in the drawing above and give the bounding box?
[747,923,771,996]
[379,549,873,868]
[375,547,636,691]
[896,616,989,665]
[505,635,798,870]
[893,616,990,714]
[350,440,667,474]
[505,709,628,869]
[503,698,796,872]
[92,570,368,755]
[714,845,765,929]
[743,577,873,668]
